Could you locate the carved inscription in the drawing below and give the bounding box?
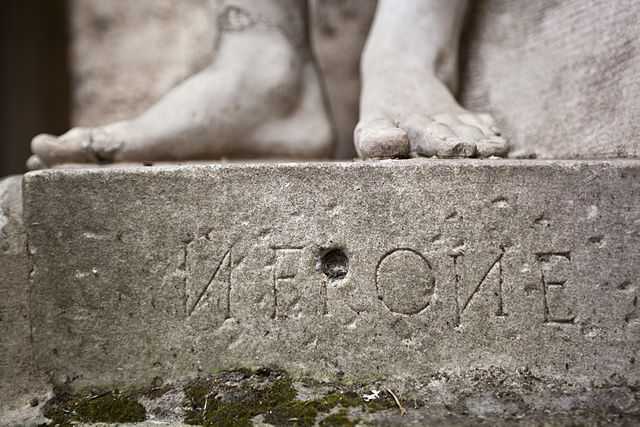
[618,278,639,326]
[178,236,582,328]
[185,242,234,319]
[625,292,638,325]
[271,246,304,319]
[537,252,575,324]
[451,248,507,326]
[375,248,435,315]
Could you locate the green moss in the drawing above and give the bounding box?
[42,387,146,426]
[263,376,298,405]
[43,367,399,427]
[184,368,300,426]
[317,391,363,410]
[263,400,320,426]
[319,409,358,427]
[183,378,211,411]
[183,368,379,426]
[262,390,371,426]
[75,392,146,423]
[184,368,404,426]
[193,401,254,427]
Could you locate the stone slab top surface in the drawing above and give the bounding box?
[30,157,640,172]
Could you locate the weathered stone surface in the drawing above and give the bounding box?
[23,160,640,391]
[0,176,49,422]
[0,175,29,402]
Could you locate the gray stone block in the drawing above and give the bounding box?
[23,160,640,391]
[0,176,29,402]
[0,176,48,419]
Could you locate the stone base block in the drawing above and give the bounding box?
[23,160,640,390]
[1,176,49,422]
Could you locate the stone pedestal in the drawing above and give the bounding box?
[21,160,640,391]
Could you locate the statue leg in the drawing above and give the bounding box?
[28,0,334,168]
[355,0,509,159]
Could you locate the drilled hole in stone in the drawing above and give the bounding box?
[319,248,349,280]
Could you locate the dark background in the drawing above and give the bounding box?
[0,0,71,177]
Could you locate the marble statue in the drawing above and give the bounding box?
[27,0,508,169]
[29,0,640,168]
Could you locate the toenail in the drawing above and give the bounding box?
[26,155,47,170]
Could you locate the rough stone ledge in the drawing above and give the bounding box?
[14,366,640,426]
[14,159,640,401]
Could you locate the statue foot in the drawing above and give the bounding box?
[355,70,509,159]
[29,26,334,169]
[355,0,509,160]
